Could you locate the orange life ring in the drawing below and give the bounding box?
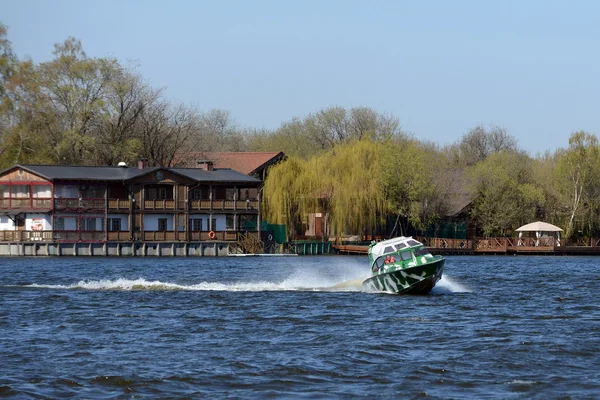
[208,231,216,239]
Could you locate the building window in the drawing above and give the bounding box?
[225,189,236,201]
[158,218,168,231]
[226,215,235,230]
[240,215,258,231]
[158,188,167,200]
[54,218,65,231]
[11,185,29,198]
[81,186,104,199]
[81,218,97,231]
[148,188,157,200]
[189,218,202,231]
[191,188,202,200]
[107,218,121,231]
[210,218,217,231]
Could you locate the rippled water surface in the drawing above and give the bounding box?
[1,255,599,399]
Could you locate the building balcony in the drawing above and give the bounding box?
[54,198,105,211]
[0,198,53,210]
[189,231,239,241]
[142,200,176,210]
[189,199,259,211]
[0,230,53,241]
[107,231,131,241]
[53,231,105,242]
[108,199,130,210]
[1,197,259,213]
[0,229,256,243]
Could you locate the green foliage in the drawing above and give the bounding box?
[262,156,310,239]
[320,138,387,236]
[468,151,545,236]
[554,131,600,238]
[262,138,438,239]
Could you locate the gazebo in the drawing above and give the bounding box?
[516,221,563,247]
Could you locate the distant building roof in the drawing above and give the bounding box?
[173,152,286,177]
[442,169,477,217]
[0,164,261,184]
[170,168,261,183]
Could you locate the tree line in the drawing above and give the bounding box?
[1,25,599,240]
[263,128,600,241]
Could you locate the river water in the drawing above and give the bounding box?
[0,255,598,399]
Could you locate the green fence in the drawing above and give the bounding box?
[425,221,467,239]
[288,242,332,255]
[260,222,287,243]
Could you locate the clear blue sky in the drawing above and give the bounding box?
[3,0,599,155]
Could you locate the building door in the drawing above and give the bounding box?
[315,216,323,237]
[16,216,25,231]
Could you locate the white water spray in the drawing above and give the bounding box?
[434,275,471,293]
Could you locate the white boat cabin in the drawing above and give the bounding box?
[369,236,424,258]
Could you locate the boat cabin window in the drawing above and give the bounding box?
[384,246,395,254]
[395,243,407,250]
[414,246,431,257]
[374,257,386,269]
[407,239,420,247]
[399,251,413,261]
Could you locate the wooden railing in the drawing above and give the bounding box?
[189,199,259,211]
[1,197,259,212]
[54,198,105,210]
[0,198,53,209]
[0,228,253,242]
[143,200,176,210]
[417,236,562,251]
[108,199,130,210]
[54,231,105,242]
[0,230,53,241]
[107,231,131,241]
[188,231,239,241]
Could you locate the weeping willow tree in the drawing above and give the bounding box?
[319,139,387,237]
[262,137,442,240]
[263,138,393,239]
[262,156,307,239]
[380,140,439,236]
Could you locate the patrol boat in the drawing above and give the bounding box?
[362,236,445,294]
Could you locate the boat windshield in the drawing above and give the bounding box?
[414,246,431,257]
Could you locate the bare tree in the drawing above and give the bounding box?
[90,70,159,166]
[448,124,520,167]
[137,101,198,167]
[185,109,247,152]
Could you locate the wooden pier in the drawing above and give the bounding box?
[332,236,600,256]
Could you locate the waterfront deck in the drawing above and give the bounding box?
[332,237,600,256]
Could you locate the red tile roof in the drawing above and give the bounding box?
[174,152,285,176]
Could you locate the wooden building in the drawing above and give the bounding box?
[0,161,262,255]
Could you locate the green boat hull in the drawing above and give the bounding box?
[362,258,445,294]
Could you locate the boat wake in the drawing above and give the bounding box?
[8,260,469,294]
[15,263,369,292]
[433,276,472,293]
[18,274,470,294]
[22,278,336,292]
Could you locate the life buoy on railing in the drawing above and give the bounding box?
[208,231,216,240]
